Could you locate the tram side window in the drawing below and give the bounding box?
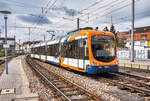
[31,48,34,54]
[85,39,89,60]
[61,43,67,57]
[61,39,89,59]
[47,45,51,56]
[67,42,72,58]
[55,44,59,57]
[33,48,35,54]
[79,39,89,60]
[51,44,58,56]
[41,46,45,55]
[35,47,38,54]
[52,44,56,56]
[70,40,78,58]
[50,45,53,56]
[45,45,47,55]
[79,40,84,59]
[37,47,40,55]
[50,45,52,56]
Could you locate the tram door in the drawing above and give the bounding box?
[78,39,87,70]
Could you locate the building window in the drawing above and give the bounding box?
[141,34,147,38]
[140,41,145,46]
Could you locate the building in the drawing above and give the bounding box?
[118,26,150,50]
[21,41,41,53]
[117,26,150,59]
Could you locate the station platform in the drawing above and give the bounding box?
[0,56,39,101]
[119,58,150,70]
[0,57,5,60]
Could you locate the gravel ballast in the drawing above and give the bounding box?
[22,56,57,101]
[22,55,144,101]
[36,59,144,101]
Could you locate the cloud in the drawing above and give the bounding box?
[51,6,80,16]
[0,2,8,9]
[17,15,51,25]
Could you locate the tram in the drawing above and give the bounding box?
[30,27,118,74]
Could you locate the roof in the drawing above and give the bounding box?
[22,41,41,46]
[0,37,15,40]
[120,26,150,34]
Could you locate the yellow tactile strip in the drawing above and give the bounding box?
[119,63,150,70]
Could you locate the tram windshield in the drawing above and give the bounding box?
[91,35,116,62]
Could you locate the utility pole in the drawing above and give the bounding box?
[41,7,44,14]
[4,15,8,74]
[19,39,20,51]
[77,18,79,29]
[0,29,2,37]
[131,0,135,62]
[44,34,45,42]
[88,13,89,23]
[111,16,113,25]
[28,27,31,42]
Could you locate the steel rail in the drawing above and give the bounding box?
[103,73,150,96]
[117,72,150,82]
[26,56,72,101]
[33,58,102,101]
[26,56,103,101]
[104,78,150,95]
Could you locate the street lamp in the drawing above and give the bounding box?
[46,30,55,40]
[0,10,11,74]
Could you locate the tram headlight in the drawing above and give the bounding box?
[92,62,99,66]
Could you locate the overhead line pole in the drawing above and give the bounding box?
[77,18,80,29]
[131,0,135,62]
[0,29,1,37]
[29,27,31,42]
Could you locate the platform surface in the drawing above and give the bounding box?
[119,58,150,65]
[0,56,38,101]
[119,58,150,70]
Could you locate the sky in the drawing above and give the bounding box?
[0,0,150,43]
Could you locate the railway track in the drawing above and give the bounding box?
[98,72,150,97]
[26,56,103,101]
[119,66,150,73]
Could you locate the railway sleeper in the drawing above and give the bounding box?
[65,93,83,97]
[60,88,78,92]
[57,85,74,89]
[28,57,102,101]
[64,90,78,95]
[72,98,95,101]
[118,77,150,90]
[118,85,127,90]
[70,95,88,101]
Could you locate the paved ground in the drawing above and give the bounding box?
[0,57,5,60]
[0,56,38,101]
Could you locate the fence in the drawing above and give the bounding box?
[117,50,150,59]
